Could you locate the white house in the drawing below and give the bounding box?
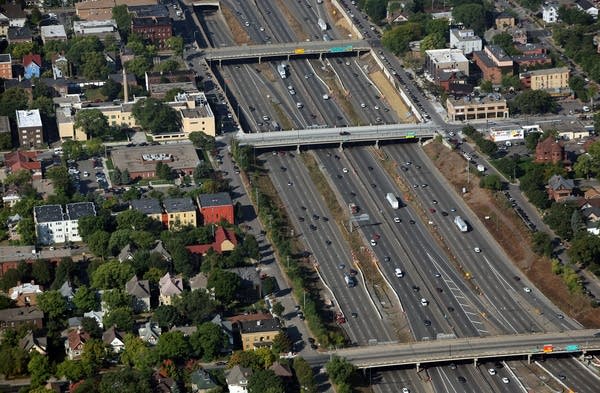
[34,202,96,245]
[102,326,126,353]
[226,365,252,393]
[138,321,162,345]
[449,28,482,55]
[542,3,559,24]
[576,0,598,19]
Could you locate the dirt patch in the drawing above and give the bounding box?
[369,70,415,123]
[221,5,251,45]
[256,63,277,83]
[275,0,310,42]
[423,141,600,328]
[326,1,353,38]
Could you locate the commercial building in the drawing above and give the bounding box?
[449,29,482,55]
[197,192,234,225]
[75,0,158,21]
[34,202,96,245]
[111,144,200,179]
[473,46,514,84]
[73,19,120,42]
[489,126,524,142]
[0,53,12,80]
[425,49,469,83]
[519,67,570,91]
[131,16,172,48]
[40,25,67,44]
[16,109,43,148]
[446,95,509,122]
[163,197,197,229]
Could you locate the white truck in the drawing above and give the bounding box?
[318,18,328,31]
[277,63,287,79]
[344,273,355,288]
[386,193,399,209]
[454,216,468,232]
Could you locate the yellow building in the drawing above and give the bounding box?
[163,197,197,230]
[239,318,280,351]
[521,67,570,91]
[129,199,163,223]
[446,96,509,122]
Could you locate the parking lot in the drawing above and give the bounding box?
[67,157,107,194]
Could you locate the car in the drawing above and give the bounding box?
[420,298,429,306]
[394,217,401,223]
[488,368,496,376]
[434,272,441,278]
[322,217,329,222]
[83,171,89,177]
[412,285,420,292]
[262,115,270,121]
[432,199,438,204]
[287,181,293,186]
[429,208,436,213]
[349,269,357,276]
[502,377,509,384]
[450,363,457,370]
[280,166,286,171]
[351,312,358,318]
[384,256,391,262]
[524,287,532,293]
[395,268,404,277]
[558,374,566,380]
[441,211,448,216]
[409,219,415,224]
[436,287,443,293]
[457,376,466,383]
[474,247,481,253]
[556,313,564,319]
[301,206,307,211]
[513,276,521,281]
[413,184,419,188]
[424,319,431,326]
[325,240,332,245]
[402,388,410,393]
[370,239,377,246]
[368,166,373,170]
[421,184,428,188]
[299,313,305,320]
[307,337,315,343]
[338,263,345,269]
[342,167,349,173]
[309,224,317,230]
[447,306,455,312]
[371,183,377,188]
[360,102,366,108]
[450,208,456,212]
[310,343,317,349]
[312,214,319,220]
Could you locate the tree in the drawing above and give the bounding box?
[87,230,111,258]
[29,7,43,26]
[293,357,317,393]
[511,90,557,114]
[31,96,55,118]
[103,307,135,331]
[207,268,241,304]
[381,22,422,55]
[420,33,446,52]
[28,352,50,388]
[190,322,228,361]
[568,232,600,267]
[102,289,133,310]
[173,290,216,325]
[37,290,68,319]
[116,209,153,231]
[364,0,387,22]
[125,56,152,79]
[272,332,292,354]
[156,59,180,73]
[108,229,132,256]
[91,260,135,289]
[0,131,12,149]
[51,258,77,290]
[122,169,131,185]
[544,202,578,240]
[66,36,103,68]
[452,3,487,35]
[31,259,53,286]
[120,333,157,370]
[82,317,103,339]
[152,305,181,330]
[164,88,184,102]
[155,161,174,180]
[0,87,30,119]
[79,214,114,241]
[326,356,356,386]
[112,5,132,39]
[0,347,28,378]
[156,331,189,361]
[271,302,284,318]
[492,32,520,56]
[573,153,594,179]
[57,359,86,381]
[75,109,110,138]
[46,166,74,197]
[10,41,37,60]
[81,338,106,375]
[62,140,86,161]
[99,367,152,393]
[532,232,554,257]
[525,132,542,152]
[247,369,284,393]
[101,79,122,101]
[132,98,181,135]
[189,131,216,151]
[82,52,109,79]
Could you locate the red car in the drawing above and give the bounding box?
[372,233,381,240]
[429,208,436,213]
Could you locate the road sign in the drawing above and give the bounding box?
[565,344,579,351]
[294,48,305,54]
[543,344,554,353]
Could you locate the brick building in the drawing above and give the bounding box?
[16,109,44,148]
[197,192,234,225]
[131,16,172,48]
[473,46,514,84]
[535,137,565,164]
[0,53,12,79]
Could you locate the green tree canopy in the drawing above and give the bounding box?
[103,306,135,331]
[248,369,284,393]
[0,87,30,119]
[156,331,189,361]
[91,260,135,289]
[99,367,152,393]
[74,109,110,138]
[37,290,68,319]
[132,98,181,134]
[326,355,356,386]
[510,90,557,114]
[189,322,228,361]
[120,333,157,370]
[207,268,241,304]
[87,230,111,258]
[453,3,488,35]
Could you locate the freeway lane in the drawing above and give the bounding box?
[265,152,396,345]
[537,357,600,393]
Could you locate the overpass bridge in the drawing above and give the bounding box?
[204,39,371,63]
[304,329,600,369]
[234,123,437,149]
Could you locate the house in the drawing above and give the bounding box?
[495,11,515,29]
[51,54,69,79]
[16,109,44,148]
[138,321,162,345]
[197,192,234,225]
[65,329,91,360]
[473,46,514,85]
[0,3,26,27]
[131,16,172,48]
[234,314,280,351]
[163,197,197,229]
[159,273,183,305]
[211,314,234,348]
[19,330,47,355]
[0,307,43,332]
[59,281,75,303]
[446,95,509,122]
[542,3,559,24]
[150,240,172,262]
[227,266,261,300]
[226,365,252,393]
[0,13,7,37]
[449,28,482,55]
[269,362,292,379]
[169,325,197,336]
[9,282,43,307]
[437,71,472,95]
[125,275,151,312]
[83,310,105,329]
[190,369,218,393]
[34,202,96,245]
[535,137,565,164]
[0,53,11,80]
[186,226,238,256]
[189,272,209,292]
[582,206,600,222]
[7,26,32,44]
[4,151,42,180]
[6,213,22,240]
[509,28,528,45]
[584,187,600,200]
[547,175,575,202]
[40,25,67,44]
[130,198,163,223]
[153,370,180,393]
[102,326,126,353]
[576,0,598,18]
[118,243,135,262]
[23,53,41,80]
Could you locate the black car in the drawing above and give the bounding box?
[409,219,415,224]
[298,216,305,222]
[457,376,466,383]
[325,240,332,245]
[424,319,431,326]
[441,211,448,216]
[312,214,320,220]
[309,224,317,231]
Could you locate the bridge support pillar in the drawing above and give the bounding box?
[416,363,420,373]
[258,56,261,64]
[339,142,344,151]
[473,358,477,368]
[527,354,531,364]
[319,52,323,61]
[296,144,300,154]
[374,139,379,149]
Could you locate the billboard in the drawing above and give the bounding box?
[490,127,524,142]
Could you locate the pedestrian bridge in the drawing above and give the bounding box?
[304,329,600,369]
[234,123,437,148]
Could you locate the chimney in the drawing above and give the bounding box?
[123,67,129,103]
[257,320,261,326]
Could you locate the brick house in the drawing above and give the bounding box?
[197,192,234,225]
[131,16,171,48]
[547,175,574,201]
[473,46,514,84]
[535,137,565,164]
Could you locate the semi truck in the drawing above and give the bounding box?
[277,63,287,79]
[344,273,355,288]
[386,193,399,209]
[318,18,328,31]
[454,216,468,232]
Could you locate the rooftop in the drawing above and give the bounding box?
[128,4,169,18]
[523,66,569,77]
[111,144,200,174]
[40,25,67,38]
[16,109,42,128]
[425,48,468,65]
[131,16,171,27]
[163,197,196,213]
[0,307,43,323]
[0,53,11,63]
[34,205,64,223]
[130,198,163,214]
[198,192,233,207]
[66,202,96,220]
[486,45,512,62]
[239,317,280,334]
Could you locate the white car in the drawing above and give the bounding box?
[83,171,89,177]
[420,298,429,306]
[395,268,404,278]
[488,368,496,376]
[342,167,349,173]
[502,377,509,384]
[394,217,401,223]
[370,239,377,246]
[474,247,481,253]
[402,388,410,393]
[360,102,366,108]
[524,287,532,293]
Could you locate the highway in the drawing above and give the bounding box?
[264,152,397,346]
[536,357,600,393]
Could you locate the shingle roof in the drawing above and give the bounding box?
[191,369,218,389]
[238,317,279,334]
[548,175,574,190]
[197,192,232,207]
[130,198,163,214]
[159,273,183,296]
[0,307,43,324]
[163,197,195,213]
[226,365,253,386]
[125,275,151,299]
